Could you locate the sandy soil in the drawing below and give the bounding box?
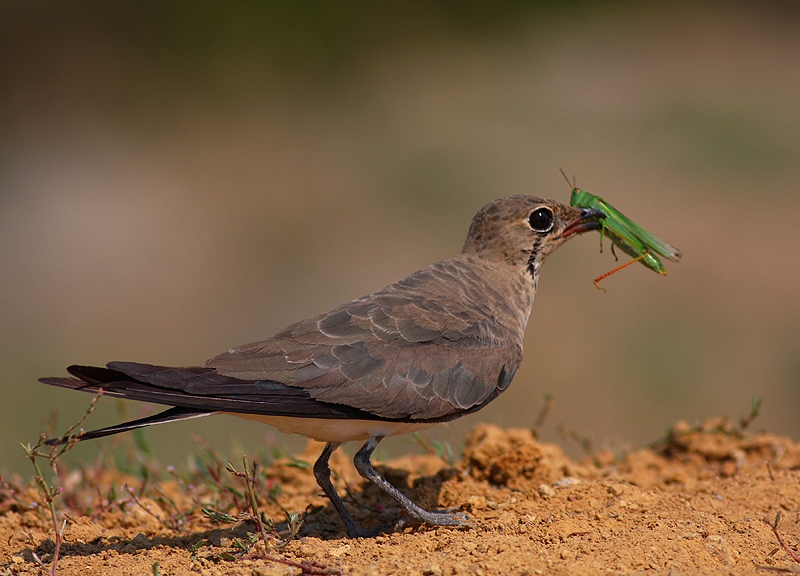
[2,418,800,575]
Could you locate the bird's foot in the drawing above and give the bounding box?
[401,508,472,529]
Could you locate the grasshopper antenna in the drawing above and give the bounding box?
[558,167,576,190]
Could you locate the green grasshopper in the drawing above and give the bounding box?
[562,170,682,290]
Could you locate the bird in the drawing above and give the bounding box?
[41,195,604,538]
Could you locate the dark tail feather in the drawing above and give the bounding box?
[45,406,214,446]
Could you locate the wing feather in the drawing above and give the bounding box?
[205,257,525,420]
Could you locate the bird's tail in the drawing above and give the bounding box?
[40,365,216,446]
[44,406,214,446]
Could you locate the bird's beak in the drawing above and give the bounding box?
[561,208,605,238]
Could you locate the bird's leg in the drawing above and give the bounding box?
[353,436,469,529]
[313,442,381,538]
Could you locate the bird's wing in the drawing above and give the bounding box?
[41,364,386,420]
[42,259,523,422]
[206,259,522,420]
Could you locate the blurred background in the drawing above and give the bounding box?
[2,1,799,476]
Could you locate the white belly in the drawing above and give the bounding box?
[226,413,436,443]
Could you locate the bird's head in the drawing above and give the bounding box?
[461,195,604,277]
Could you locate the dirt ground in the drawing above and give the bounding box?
[2,417,800,576]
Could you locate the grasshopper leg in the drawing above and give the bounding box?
[594,252,649,292]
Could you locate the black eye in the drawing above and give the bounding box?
[528,207,554,232]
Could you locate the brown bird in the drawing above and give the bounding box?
[41,195,603,538]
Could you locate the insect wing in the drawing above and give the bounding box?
[592,196,681,263]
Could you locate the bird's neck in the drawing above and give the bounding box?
[452,254,537,343]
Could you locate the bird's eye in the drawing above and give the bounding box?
[528,207,554,232]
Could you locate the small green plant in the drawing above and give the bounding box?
[762,511,800,566]
[557,424,595,458]
[739,395,764,431]
[411,432,457,467]
[285,456,312,470]
[657,396,766,448]
[197,457,337,572]
[230,457,276,548]
[201,456,308,556]
[21,392,103,576]
[531,391,554,439]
